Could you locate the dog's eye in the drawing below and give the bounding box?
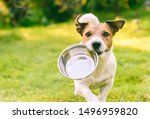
[103,31,109,37]
[85,32,92,37]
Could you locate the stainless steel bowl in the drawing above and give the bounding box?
[58,44,98,80]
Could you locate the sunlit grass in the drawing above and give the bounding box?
[0,18,150,101]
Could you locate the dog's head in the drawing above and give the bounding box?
[75,13,125,55]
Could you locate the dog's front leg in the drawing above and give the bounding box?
[74,82,99,102]
[98,78,114,102]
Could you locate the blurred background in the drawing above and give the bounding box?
[0,0,150,27]
[0,0,150,101]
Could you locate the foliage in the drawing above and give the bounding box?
[4,0,29,26]
[0,0,9,27]
[0,0,147,27]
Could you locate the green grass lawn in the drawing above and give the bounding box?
[0,19,150,101]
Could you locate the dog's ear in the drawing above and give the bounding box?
[106,20,125,35]
[75,15,88,36]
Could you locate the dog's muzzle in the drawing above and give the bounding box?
[92,42,103,55]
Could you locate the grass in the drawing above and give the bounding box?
[0,16,150,102]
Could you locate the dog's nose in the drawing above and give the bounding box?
[92,42,101,49]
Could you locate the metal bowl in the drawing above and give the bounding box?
[58,44,98,80]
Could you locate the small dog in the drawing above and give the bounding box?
[74,13,125,102]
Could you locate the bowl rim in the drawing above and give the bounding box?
[57,43,99,80]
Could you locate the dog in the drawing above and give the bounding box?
[74,13,125,102]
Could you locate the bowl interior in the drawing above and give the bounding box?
[58,44,98,80]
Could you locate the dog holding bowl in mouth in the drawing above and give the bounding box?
[58,13,125,102]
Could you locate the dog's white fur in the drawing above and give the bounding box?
[78,13,99,25]
[74,13,117,102]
